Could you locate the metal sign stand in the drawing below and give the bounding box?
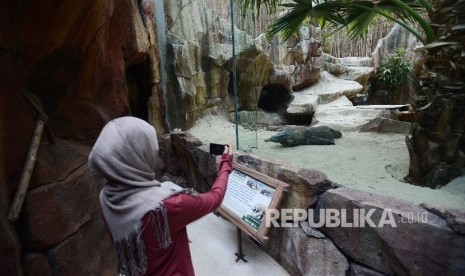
[234,227,248,263]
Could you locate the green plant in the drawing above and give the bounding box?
[239,0,465,188]
[237,0,435,44]
[376,48,412,91]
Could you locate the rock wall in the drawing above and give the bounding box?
[171,132,465,275]
[1,0,325,272]
[161,0,324,129]
[162,0,251,129]
[0,0,426,274]
[20,140,117,275]
[1,0,169,273]
[371,24,421,70]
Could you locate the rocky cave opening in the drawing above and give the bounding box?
[258,83,315,125]
[126,59,152,121]
[257,84,292,113]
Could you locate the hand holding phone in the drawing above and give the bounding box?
[209,143,226,155]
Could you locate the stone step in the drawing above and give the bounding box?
[338,56,373,67]
[313,106,390,131]
[289,71,363,110]
[312,96,412,133]
[285,72,364,124]
[312,96,390,131]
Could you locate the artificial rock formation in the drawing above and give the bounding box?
[1,0,168,273]
[255,25,323,91]
[19,140,117,274]
[2,0,325,272]
[1,1,438,275]
[162,0,324,129]
[322,53,374,91]
[317,188,465,276]
[172,132,465,276]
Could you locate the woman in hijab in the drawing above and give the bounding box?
[88,116,233,276]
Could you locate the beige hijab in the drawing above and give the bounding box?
[89,116,183,276]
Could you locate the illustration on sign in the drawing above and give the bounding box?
[222,170,276,230]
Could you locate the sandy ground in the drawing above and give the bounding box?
[188,213,289,276]
[188,114,465,210]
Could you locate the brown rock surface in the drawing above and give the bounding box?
[23,253,52,276]
[266,226,349,276]
[30,139,91,188]
[2,0,165,272]
[48,213,117,275]
[158,134,180,176]
[235,152,335,209]
[349,263,384,276]
[170,132,214,192]
[20,165,103,250]
[316,187,465,276]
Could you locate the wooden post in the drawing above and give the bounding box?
[8,117,45,221]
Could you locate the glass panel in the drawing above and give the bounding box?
[236,109,258,152]
[230,0,258,153]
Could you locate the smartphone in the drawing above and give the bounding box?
[209,143,225,155]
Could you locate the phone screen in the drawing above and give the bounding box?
[209,143,225,155]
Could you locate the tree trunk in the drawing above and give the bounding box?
[407,0,465,188]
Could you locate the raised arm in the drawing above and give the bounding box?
[164,148,233,231]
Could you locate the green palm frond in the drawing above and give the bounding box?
[239,0,280,19]
[265,0,346,41]
[342,0,428,41]
[243,0,436,43]
[262,0,435,43]
[342,1,377,40]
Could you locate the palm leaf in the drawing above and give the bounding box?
[342,1,377,40]
[238,0,280,19]
[265,0,346,41]
[346,0,432,43]
[262,0,435,43]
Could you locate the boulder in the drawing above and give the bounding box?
[298,71,363,104]
[23,253,51,276]
[421,201,465,235]
[292,56,322,91]
[322,61,348,76]
[299,221,326,239]
[270,25,323,90]
[266,226,349,276]
[344,66,374,89]
[371,24,421,70]
[316,187,465,276]
[349,263,384,276]
[236,51,275,111]
[268,68,294,92]
[286,93,319,118]
[234,152,334,209]
[322,54,374,89]
[157,133,180,177]
[360,117,412,134]
[30,139,92,189]
[48,214,117,275]
[20,165,103,250]
[170,131,215,192]
[312,97,390,131]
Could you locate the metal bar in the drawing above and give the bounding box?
[230,0,239,150]
[234,227,248,263]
